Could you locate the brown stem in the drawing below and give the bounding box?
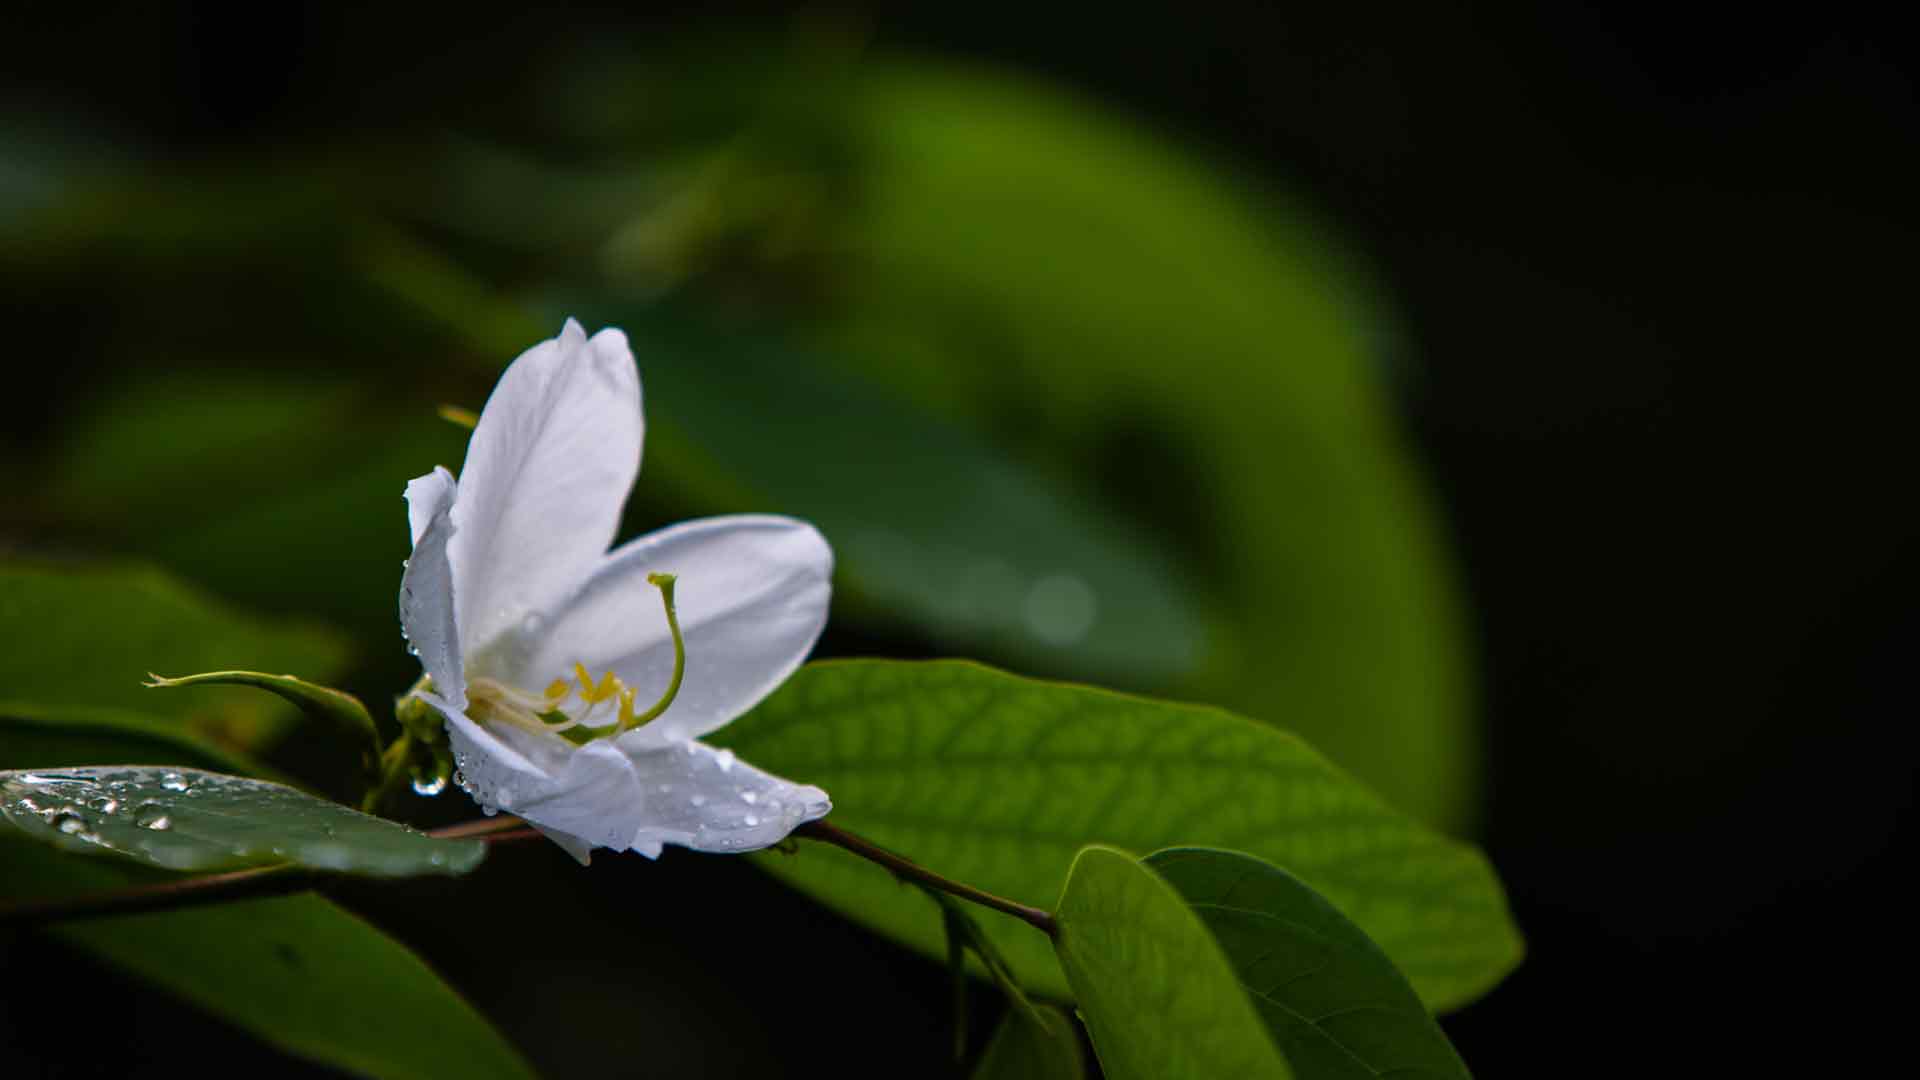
[793,820,1057,939]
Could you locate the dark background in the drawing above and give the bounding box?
[3,3,1915,1076]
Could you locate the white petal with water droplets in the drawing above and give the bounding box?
[425,694,826,859]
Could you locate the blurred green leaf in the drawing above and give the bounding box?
[3,836,532,1080]
[0,717,533,1080]
[973,1004,1086,1080]
[0,561,351,750]
[0,765,483,876]
[40,376,471,638]
[593,311,1208,684]
[1145,847,1473,1080]
[1053,845,1291,1079]
[722,660,1520,1011]
[815,61,1475,830]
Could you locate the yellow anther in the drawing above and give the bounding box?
[572,663,622,704]
[616,686,636,728]
[544,678,570,700]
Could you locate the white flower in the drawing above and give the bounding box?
[397,319,833,862]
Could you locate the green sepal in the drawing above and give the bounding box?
[147,670,380,767]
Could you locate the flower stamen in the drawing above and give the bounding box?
[463,572,686,745]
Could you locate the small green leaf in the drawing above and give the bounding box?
[0,766,483,876]
[973,1004,1086,1080]
[1053,846,1290,1079]
[3,833,534,1080]
[1146,847,1473,1080]
[723,660,1520,1011]
[0,561,351,749]
[145,669,382,764]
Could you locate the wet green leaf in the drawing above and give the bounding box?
[1146,848,1473,1080]
[1053,846,1290,1079]
[0,716,532,1080]
[724,660,1521,1012]
[0,766,483,876]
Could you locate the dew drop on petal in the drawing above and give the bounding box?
[689,794,707,808]
[740,791,758,805]
[714,749,736,773]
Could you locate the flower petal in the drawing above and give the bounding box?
[450,320,643,661]
[618,738,831,858]
[426,691,828,860]
[521,515,833,745]
[400,467,466,709]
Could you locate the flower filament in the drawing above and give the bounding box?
[466,573,685,746]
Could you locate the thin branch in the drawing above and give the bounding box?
[793,819,1058,938]
[428,815,530,840]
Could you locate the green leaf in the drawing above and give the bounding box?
[3,834,534,1080]
[0,765,483,876]
[0,561,352,749]
[1053,846,1291,1079]
[144,670,382,764]
[0,717,533,1080]
[723,660,1520,1011]
[1146,847,1473,1080]
[973,1004,1086,1080]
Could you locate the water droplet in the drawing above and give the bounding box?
[452,770,467,788]
[689,794,707,808]
[740,791,759,805]
[159,772,190,793]
[89,796,119,814]
[714,749,736,773]
[133,803,172,831]
[743,814,760,827]
[55,812,89,835]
